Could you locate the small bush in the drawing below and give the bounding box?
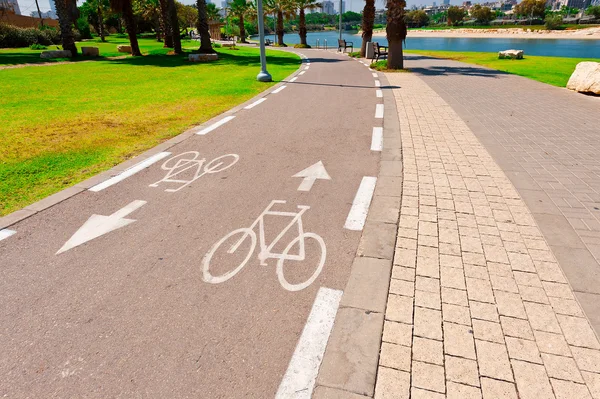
[0,23,61,48]
[29,43,47,50]
[293,43,311,48]
[348,51,361,58]
[212,42,222,48]
[76,17,93,40]
[545,14,563,30]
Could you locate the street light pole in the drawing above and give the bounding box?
[256,0,272,82]
[339,0,342,41]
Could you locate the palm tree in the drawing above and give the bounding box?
[196,0,214,53]
[294,0,320,46]
[385,0,406,69]
[158,0,174,47]
[228,0,252,43]
[360,0,375,57]
[206,2,220,20]
[54,0,78,55]
[265,0,293,46]
[167,0,182,53]
[110,0,142,56]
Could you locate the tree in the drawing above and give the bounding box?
[178,3,198,32]
[265,0,294,46]
[167,0,182,52]
[386,0,406,69]
[342,11,361,22]
[544,13,562,29]
[360,0,375,57]
[196,0,214,53]
[406,9,429,27]
[229,0,252,42]
[206,2,221,20]
[447,5,465,25]
[470,4,492,24]
[54,0,78,55]
[294,0,321,46]
[158,0,173,46]
[586,5,600,18]
[514,0,545,19]
[110,0,142,55]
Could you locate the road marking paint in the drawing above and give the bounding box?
[344,176,377,231]
[89,152,171,192]
[272,85,287,94]
[293,161,331,192]
[0,229,16,242]
[57,200,147,254]
[306,63,311,66]
[369,68,374,71]
[375,103,384,119]
[244,98,267,110]
[299,71,306,75]
[304,66,309,70]
[376,89,383,98]
[372,72,378,77]
[275,287,343,399]
[196,115,236,135]
[290,77,298,82]
[371,127,383,151]
[375,80,381,87]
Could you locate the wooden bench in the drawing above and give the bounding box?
[338,39,353,53]
[371,42,388,62]
[265,38,273,46]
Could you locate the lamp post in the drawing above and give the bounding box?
[339,0,343,40]
[256,0,272,82]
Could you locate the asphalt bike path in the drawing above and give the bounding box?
[0,49,381,397]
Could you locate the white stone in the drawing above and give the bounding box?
[567,62,600,95]
[81,47,99,57]
[40,50,72,59]
[188,53,219,62]
[498,49,524,60]
[117,45,132,53]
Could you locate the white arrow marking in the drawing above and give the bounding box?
[56,200,146,255]
[0,229,16,242]
[293,161,331,192]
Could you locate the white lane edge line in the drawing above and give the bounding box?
[371,127,383,151]
[299,71,306,75]
[376,89,383,98]
[89,152,171,192]
[0,229,16,241]
[375,80,381,87]
[196,115,236,136]
[290,77,298,82]
[304,66,310,70]
[275,287,343,399]
[375,103,384,119]
[244,97,267,110]
[372,72,378,77]
[272,85,287,94]
[344,176,378,231]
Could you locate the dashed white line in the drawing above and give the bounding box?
[290,77,298,82]
[299,71,306,75]
[375,80,381,87]
[275,287,343,399]
[372,72,378,77]
[375,104,384,119]
[196,115,236,136]
[244,97,267,110]
[344,176,378,230]
[304,66,310,70]
[376,89,383,98]
[272,85,287,94]
[0,229,16,242]
[89,152,171,192]
[371,127,383,151]
[306,63,311,66]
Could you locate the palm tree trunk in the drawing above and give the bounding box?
[387,41,403,69]
[196,0,215,53]
[35,0,44,27]
[54,0,77,55]
[167,0,182,53]
[159,0,173,47]
[239,14,247,43]
[360,0,375,57]
[276,10,285,46]
[122,1,142,56]
[386,0,406,69]
[97,4,106,42]
[299,8,307,45]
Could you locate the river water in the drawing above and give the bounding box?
[254,31,600,58]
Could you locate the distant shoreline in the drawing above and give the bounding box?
[371,27,600,40]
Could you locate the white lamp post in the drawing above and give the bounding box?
[256,0,272,81]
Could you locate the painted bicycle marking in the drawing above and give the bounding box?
[202,200,326,292]
[149,151,239,192]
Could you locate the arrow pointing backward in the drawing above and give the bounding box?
[56,200,147,255]
[292,161,331,192]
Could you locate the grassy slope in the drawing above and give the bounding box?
[0,37,299,215]
[402,50,598,87]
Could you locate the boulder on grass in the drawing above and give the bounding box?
[81,47,99,57]
[567,62,600,95]
[498,49,524,59]
[117,45,132,53]
[40,50,72,59]
[189,53,219,62]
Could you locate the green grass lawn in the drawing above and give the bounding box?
[396,50,598,87]
[0,36,300,216]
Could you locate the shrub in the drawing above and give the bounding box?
[29,43,47,50]
[76,17,93,40]
[293,43,311,48]
[545,14,563,30]
[0,23,62,48]
[212,42,222,48]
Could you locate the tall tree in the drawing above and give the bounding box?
[385,0,406,69]
[228,0,251,43]
[206,3,220,20]
[54,0,78,55]
[159,0,174,46]
[265,0,293,46]
[110,0,142,55]
[196,0,214,52]
[167,0,182,52]
[294,0,321,46]
[360,0,375,56]
[96,0,106,41]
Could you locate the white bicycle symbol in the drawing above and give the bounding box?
[202,200,327,292]
[149,151,239,192]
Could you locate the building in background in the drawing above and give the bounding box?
[1,0,20,15]
[443,0,450,5]
[321,0,335,14]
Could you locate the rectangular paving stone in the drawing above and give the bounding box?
[476,340,514,382]
[444,322,476,359]
[385,294,413,324]
[556,314,600,349]
[511,359,553,399]
[465,277,495,303]
[541,353,584,383]
[412,361,445,394]
[380,342,411,372]
[445,355,480,387]
[413,337,443,365]
[505,336,542,364]
[374,367,410,399]
[382,320,412,347]
[480,378,518,399]
[414,306,442,340]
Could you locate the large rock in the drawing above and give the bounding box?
[498,49,524,59]
[40,50,72,59]
[189,53,219,62]
[117,45,132,53]
[81,46,99,57]
[567,62,600,95]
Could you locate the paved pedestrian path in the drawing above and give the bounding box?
[375,71,600,398]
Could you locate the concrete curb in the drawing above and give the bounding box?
[0,52,305,231]
[314,70,402,398]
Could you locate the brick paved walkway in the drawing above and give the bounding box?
[376,72,600,399]
[404,55,600,334]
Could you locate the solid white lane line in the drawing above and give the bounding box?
[196,115,236,136]
[376,89,383,98]
[290,77,298,82]
[0,229,16,241]
[371,127,383,151]
[372,72,378,77]
[375,103,384,119]
[275,287,343,399]
[375,80,381,87]
[299,71,306,75]
[89,152,171,192]
[344,176,377,230]
[304,66,309,70]
[244,98,267,110]
[272,85,287,94]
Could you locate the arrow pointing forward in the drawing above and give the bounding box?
[292,161,331,192]
[56,200,147,255]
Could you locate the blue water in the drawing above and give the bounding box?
[255,31,600,58]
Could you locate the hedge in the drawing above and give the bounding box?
[0,23,61,48]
